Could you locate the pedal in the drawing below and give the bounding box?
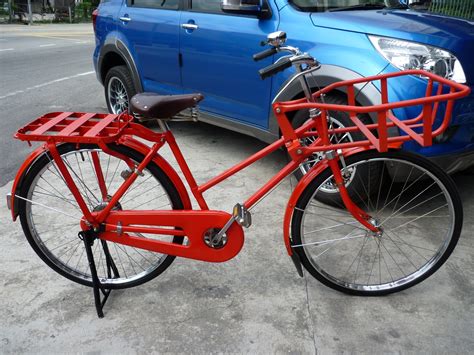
[233,203,252,228]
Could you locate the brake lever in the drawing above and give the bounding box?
[277,46,302,56]
[274,54,293,64]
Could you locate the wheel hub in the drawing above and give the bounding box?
[93,199,122,212]
[368,218,384,238]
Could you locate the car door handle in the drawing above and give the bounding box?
[181,23,198,30]
[119,16,131,22]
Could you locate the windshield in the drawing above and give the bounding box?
[291,0,404,12]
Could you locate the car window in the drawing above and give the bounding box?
[191,0,222,13]
[131,0,179,10]
[191,0,264,13]
[291,0,402,11]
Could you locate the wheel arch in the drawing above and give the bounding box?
[268,64,384,138]
[98,38,143,93]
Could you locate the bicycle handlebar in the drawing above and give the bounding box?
[253,47,277,61]
[258,57,293,80]
[256,40,320,80]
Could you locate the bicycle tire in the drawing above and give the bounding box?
[18,143,184,289]
[291,150,462,295]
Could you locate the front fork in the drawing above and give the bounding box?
[325,150,379,233]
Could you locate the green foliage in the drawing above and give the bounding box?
[75,0,93,20]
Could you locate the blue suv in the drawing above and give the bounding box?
[92,0,474,173]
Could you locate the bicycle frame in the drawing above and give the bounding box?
[11,70,470,263]
[46,118,332,263]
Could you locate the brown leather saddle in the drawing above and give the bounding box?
[130,93,204,120]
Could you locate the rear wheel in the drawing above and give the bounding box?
[104,65,136,114]
[18,143,184,289]
[291,150,462,295]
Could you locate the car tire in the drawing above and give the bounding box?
[104,65,137,115]
[464,165,474,174]
[290,93,380,207]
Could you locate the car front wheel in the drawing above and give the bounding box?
[291,94,380,207]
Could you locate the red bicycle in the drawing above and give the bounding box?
[8,32,470,317]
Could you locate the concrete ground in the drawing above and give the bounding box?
[1,24,473,354]
[1,122,473,353]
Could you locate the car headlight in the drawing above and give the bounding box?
[369,35,466,83]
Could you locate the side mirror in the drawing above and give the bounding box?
[221,0,270,19]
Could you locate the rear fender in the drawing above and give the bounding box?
[10,138,191,221]
[10,144,49,221]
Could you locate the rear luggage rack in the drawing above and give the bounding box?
[15,112,134,144]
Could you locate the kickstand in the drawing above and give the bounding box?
[79,231,119,318]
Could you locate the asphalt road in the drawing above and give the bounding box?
[0,23,104,186]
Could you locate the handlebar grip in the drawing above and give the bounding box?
[259,57,292,80]
[253,47,277,61]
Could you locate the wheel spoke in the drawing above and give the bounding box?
[387,203,448,232]
[293,233,366,248]
[21,146,182,288]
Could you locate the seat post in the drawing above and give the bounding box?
[157,119,170,132]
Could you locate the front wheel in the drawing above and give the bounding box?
[290,150,463,295]
[18,143,184,289]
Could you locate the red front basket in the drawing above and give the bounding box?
[274,70,471,153]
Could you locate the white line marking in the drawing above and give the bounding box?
[28,34,92,42]
[0,48,14,52]
[0,71,95,100]
[39,44,56,47]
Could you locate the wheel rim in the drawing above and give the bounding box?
[296,157,456,292]
[108,77,128,114]
[25,147,175,286]
[299,116,355,193]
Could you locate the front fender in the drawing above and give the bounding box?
[282,147,373,256]
[10,138,192,221]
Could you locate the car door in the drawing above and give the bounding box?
[179,0,277,128]
[118,0,182,95]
